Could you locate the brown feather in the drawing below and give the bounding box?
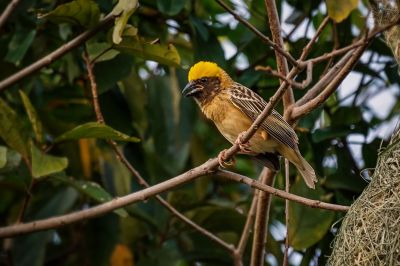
[228,83,298,149]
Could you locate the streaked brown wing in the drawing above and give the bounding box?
[228,83,298,149]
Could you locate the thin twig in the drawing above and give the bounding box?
[237,191,259,255]
[215,0,299,67]
[0,0,21,32]
[0,163,215,238]
[283,160,290,266]
[309,15,400,65]
[255,62,312,89]
[264,0,294,109]
[82,51,235,254]
[300,16,330,60]
[0,14,116,92]
[292,44,369,120]
[251,168,275,266]
[217,170,349,212]
[0,161,350,238]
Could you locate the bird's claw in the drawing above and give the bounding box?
[235,132,252,153]
[218,149,235,168]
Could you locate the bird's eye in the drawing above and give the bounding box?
[200,78,207,83]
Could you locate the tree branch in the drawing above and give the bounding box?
[250,168,275,266]
[217,170,349,212]
[0,163,216,238]
[283,160,290,266]
[264,0,294,109]
[292,44,368,120]
[237,191,258,255]
[0,0,21,32]
[0,161,349,238]
[215,0,299,67]
[0,14,116,92]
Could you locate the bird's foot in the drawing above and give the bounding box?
[218,149,235,168]
[235,132,253,154]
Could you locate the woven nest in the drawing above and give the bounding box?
[328,125,400,265]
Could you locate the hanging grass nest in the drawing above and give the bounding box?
[328,124,400,265]
[370,0,400,74]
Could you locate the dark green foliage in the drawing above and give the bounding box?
[0,0,398,265]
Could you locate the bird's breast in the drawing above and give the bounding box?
[201,95,278,153]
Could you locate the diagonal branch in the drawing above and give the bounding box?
[250,168,275,266]
[215,0,299,67]
[0,14,116,92]
[0,0,21,32]
[217,170,349,212]
[264,0,294,109]
[0,164,349,239]
[292,44,369,120]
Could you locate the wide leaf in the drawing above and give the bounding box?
[326,0,358,23]
[31,144,68,178]
[114,35,181,67]
[0,99,29,157]
[38,0,100,28]
[111,0,139,44]
[55,122,140,143]
[157,0,185,16]
[54,174,128,217]
[0,146,7,168]
[288,178,336,250]
[19,91,44,144]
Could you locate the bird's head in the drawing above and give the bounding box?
[182,61,232,102]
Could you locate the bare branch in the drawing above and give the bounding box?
[215,0,299,67]
[250,168,275,266]
[0,159,350,239]
[0,164,215,238]
[237,191,258,255]
[300,16,330,60]
[264,0,294,110]
[283,160,290,266]
[0,0,21,32]
[0,14,116,92]
[292,44,368,120]
[255,62,312,89]
[217,170,349,212]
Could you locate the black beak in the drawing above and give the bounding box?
[182,82,202,97]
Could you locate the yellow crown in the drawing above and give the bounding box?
[188,61,221,82]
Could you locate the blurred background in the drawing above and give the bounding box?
[0,0,399,265]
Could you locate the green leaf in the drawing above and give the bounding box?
[0,148,21,173]
[157,0,185,16]
[326,0,358,23]
[5,26,36,66]
[19,91,44,144]
[85,42,120,63]
[13,188,78,266]
[54,174,128,217]
[55,122,140,143]
[114,34,181,67]
[312,126,351,143]
[93,54,133,94]
[0,146,7,168]
[31,144,68,178]
[288,178,336,250]
[38,0,100,28]
[331,106,362,126]
[0,99,29,157]
[111,0,139,44]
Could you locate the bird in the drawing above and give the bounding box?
[182,61,317,189]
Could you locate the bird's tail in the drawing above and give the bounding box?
[294,155,317,189]
[278,145,317,189]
